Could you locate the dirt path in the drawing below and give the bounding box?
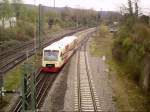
[86,38,116,111]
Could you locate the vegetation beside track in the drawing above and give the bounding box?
[0,55,41,110]
[90,25,113,58]
[0,0,98,52]
[4,55,41,90]
[0,28,84,109]
[112,0,150,93]
[90,24,150,111]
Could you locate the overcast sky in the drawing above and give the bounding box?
[23,0,150,13]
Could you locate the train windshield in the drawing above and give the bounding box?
[44,50,59,61]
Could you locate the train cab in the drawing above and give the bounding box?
[42,36,77,73]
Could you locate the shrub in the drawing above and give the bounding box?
[0,28,16,41]
[125,48,141,82]
[15,22,35,41]
[112,40,125,62]
[132,23,150,44]
[50,24,61,32]
[97,24,109,38]
[112,19,150,85]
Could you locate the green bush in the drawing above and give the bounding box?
[113,19,150,84]
[24,23,35,37]
[112,41,123,62]
[0,28,16,41]
[97,24,109,38]
[132,23,150,44]
[14,22,35,41]
[50,24,61,32]
[125,48,141,82]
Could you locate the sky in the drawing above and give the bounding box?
[23,0,150,13]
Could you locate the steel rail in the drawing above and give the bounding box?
[84,44,98,112]
[0,29,84,74]
[75,34,100,111]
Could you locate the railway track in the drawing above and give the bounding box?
[0,53,29,73]
[74,42,101,111]
[0,28,78,60]
[10,28,95,112]
[0,41,33,60]
[12,69,57,112]
[0,28,83,74]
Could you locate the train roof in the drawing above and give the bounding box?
[44,35,77,51]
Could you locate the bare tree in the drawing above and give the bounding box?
[134,0,139,17]
[128,0,133,15]
[0,0,13,28]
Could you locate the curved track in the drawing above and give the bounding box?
[10,28,95,112]
[0,29,83,74]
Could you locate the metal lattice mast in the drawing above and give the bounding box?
[22,73,28,111]
[21,60,36,111]
[30,68,36,111]
[38,4,42,53]
[0,72,3,105]
[38,4,43,54]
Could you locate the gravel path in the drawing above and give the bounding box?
[87,39,116,111]
[63,53,77,111]
[41,58,72,112]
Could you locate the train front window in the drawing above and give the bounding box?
[44,50,59,61]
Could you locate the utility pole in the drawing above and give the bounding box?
[53,0,56,26]
[21,52,36,111]
[38,4,42,53]
[76,14,78,28]
[149,12,150,27]
[76,10,79,28]
[0,71,3,105]
[21,62,35,112]
[34,0,37,59]
[36,4,43,56]
[96,8,102,35]
[22,73,28,111]
[30,67,36,111]
[54,0,55,8]
[30,69,36,111]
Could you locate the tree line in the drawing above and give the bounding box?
[112,0,150,92]
[0,0,98,51]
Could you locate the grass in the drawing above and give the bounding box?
[0,27,66,109]
[90,27,150,111]
[4,66,22,90]
[1,55,42,110]
[4,56,41,90]
[109,60,150,111]
[90,33,113,58]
